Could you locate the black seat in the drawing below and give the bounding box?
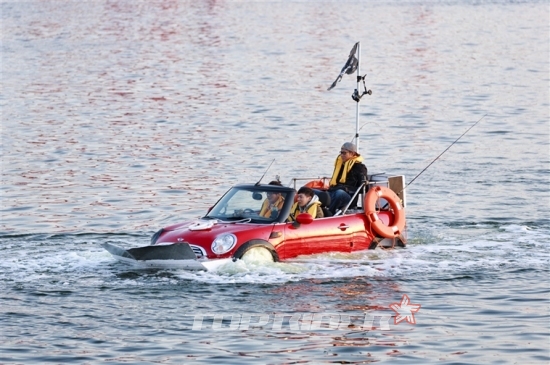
[348,189,360,210]
[347,181,367,210]
[315,191,332,217]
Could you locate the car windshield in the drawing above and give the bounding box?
[205,187,289,223]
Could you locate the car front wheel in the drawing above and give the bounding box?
[233,240,279,263]
[241,246,275,263]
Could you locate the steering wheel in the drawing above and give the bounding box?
[242,208,255,215]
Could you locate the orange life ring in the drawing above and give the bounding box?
[364,186,406,239]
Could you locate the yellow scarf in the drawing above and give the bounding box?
[330,155,364,186]
[259,196,285,217]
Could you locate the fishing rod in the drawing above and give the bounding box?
[350,120,370,142]
[378,114,486,211]
[404,113,487,191]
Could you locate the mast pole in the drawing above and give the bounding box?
[355,42,361,152]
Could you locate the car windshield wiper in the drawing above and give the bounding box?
[206,215,252,223]
[222,217,252,223]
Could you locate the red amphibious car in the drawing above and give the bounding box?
[102,175,407,271]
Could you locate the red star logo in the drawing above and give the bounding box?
[389,294,421,325]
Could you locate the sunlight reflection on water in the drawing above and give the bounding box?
[3,1,548,235]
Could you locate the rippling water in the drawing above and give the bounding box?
[1,1,549,364]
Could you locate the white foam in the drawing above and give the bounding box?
[502,224,533,233]
[1,222,547,286]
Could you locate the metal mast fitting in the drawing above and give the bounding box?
[327,42,372,152]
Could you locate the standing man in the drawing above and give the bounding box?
[327,142,367,214]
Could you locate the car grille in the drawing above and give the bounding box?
[189,244,206,259]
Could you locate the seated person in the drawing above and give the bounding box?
[287,187,324,221]
[326,142,368,214]
[259,180,285,218]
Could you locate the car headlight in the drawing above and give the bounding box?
[211,234,237,254]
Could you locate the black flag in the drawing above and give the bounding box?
[327,42,359,91]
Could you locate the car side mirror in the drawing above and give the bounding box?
[296,213,314,225]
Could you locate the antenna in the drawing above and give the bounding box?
[255,159,275,186]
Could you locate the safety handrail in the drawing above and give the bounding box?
[334,180,367,216]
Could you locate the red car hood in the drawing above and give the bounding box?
[156,219,275,248]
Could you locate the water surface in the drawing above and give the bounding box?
[1,1,549,364]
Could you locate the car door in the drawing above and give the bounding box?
[281,214,367,258]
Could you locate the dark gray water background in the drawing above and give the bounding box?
[1,1,549,364]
